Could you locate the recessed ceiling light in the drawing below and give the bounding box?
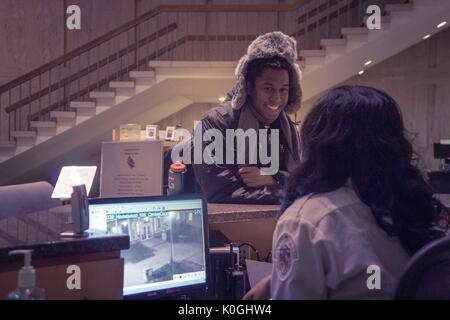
[358,70,365,75]
[218,96,226,103]
[423,34,431,40]
[364,60,373,66]
[437,21,447,29]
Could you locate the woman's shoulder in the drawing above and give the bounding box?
[281,185,369,228]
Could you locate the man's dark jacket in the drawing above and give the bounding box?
[192,101,300,204]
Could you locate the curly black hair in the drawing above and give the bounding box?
[281,85,447,254]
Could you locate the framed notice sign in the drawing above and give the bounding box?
[145,125,158,140]
[165,126,176,141]
[100,140,163,198]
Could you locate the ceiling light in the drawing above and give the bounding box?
[437,21,447,29]
[364,60,373,66]
[423,34,431,40]
[358,70,365,76]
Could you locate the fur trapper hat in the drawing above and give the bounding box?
[231,31,303,114]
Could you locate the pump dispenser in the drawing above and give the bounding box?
[7,249,45,300]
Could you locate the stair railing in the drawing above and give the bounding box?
[0,0,404,142]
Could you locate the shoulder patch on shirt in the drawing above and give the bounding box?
[274,233,298,280]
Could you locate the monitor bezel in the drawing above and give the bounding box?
[88,193,210,300]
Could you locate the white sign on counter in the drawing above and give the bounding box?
[100,140,163,198]
[52,166,97,199]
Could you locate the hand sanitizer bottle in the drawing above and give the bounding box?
[7,250,45,300]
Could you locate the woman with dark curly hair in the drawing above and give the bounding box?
[245,85,447,300]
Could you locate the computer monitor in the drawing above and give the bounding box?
[88,194,209,299]
[434,143,450,159]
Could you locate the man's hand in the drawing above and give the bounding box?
[238,166,276,188]
[243,275,271,300]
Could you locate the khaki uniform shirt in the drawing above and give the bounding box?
[271,183,410,299]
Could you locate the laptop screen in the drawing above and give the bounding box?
[89,195,209,298]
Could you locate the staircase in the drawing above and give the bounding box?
[0,0,449,185]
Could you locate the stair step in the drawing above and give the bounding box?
[70,101,96,109]
[50,111,77,119]
[89,91,116,99]
[299,50,326,57]
[30,121,56,128]
[385,3,413,12]
[341,27,369,35]
[149,61,174,67]
[149,61,235,68]
[320,38,347,47]
[362,15,391,25]
[11,131,36,138]
[109,81,135,88]
[0,141,16,148]
[130,71,155,78]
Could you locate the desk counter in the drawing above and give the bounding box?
[0,206,129,263]
[0,206,129,299]
[207,203,279,224]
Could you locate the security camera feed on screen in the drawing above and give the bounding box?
[89,198,207,296]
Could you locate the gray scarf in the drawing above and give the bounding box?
[236,101,301,172]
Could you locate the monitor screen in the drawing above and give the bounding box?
[434,143,450,159]
[89,195,209,299]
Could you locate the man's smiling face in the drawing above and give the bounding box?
[248,68,290,123]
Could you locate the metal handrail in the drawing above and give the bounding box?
[0,1,311,95]
[6,23,177,114]
[0,0,402,141]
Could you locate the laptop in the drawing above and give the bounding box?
[88,194,209,299]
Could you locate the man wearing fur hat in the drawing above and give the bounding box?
[193,31,302,204]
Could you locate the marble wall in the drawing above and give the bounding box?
[65,0,136,51]
[0,0,289,140]
[296,27,450,171]
[0,0,137,86]
[0,0,288,86]
[2,1,449,184]
[0,0,64,86]
[0,0,137,139]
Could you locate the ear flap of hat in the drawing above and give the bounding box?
[235,54,249,77]
[231,55,250,110]
[231,74,247,110]
[284,63,303,114]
